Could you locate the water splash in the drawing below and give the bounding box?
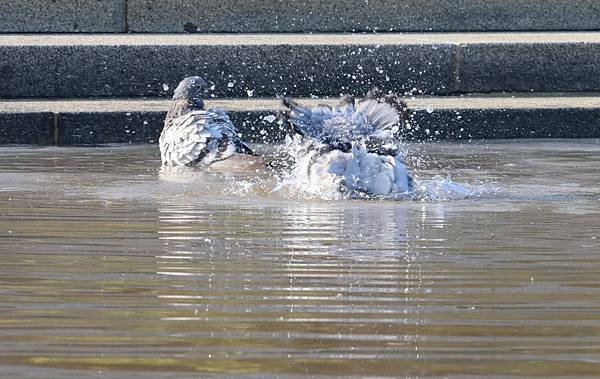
[270,136,486,201]
[410,176,488,201]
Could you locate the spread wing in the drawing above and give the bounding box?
[283,94,406,153]
[283,98,339,140]
[356,99,400,134]
[159,109,251,166]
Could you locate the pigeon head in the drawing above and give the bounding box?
[173,76,209,109]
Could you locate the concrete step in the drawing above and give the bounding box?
[0,1,126,33]
[128,0,600,33]
[1,94,599,145]
[2,33,600,99]
[2,0,600,33]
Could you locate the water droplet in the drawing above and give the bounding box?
[263,115,277,123]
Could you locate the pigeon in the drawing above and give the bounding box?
[159,76,254,166]
[282,90,413,197]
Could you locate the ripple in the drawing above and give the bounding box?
[1,141,599,376]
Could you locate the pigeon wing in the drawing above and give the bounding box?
[356,99,400,132]
[282,98,338,140]
[160,111,225,166]
[208,108,255,156]
[355,95,410,155]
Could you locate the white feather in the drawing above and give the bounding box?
[289,143,412,198]
[159,109,239,166]
[284,95,412,198]
[288,98,401,147]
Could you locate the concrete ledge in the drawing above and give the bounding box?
[1,0,598,33]
[0,0,125,33]
[459,43,600,93]
[1,95,599,145]
[2,33,600,98]
[127,0,600,33]
[0,113,54,145]
[0,34,454,98]
[409,109,600,140]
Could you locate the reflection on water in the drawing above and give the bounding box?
[0,140,600,377]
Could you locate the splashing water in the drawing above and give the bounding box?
[270,91,483,201]
[267,135,483,201]
[410,176,489,201]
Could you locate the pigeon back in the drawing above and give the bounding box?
[160,110,242,166]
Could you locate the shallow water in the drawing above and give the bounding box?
[1,140,599,377]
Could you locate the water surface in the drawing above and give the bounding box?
[1,140,599,377]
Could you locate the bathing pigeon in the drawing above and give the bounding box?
[159,76,254,166]
[282,90,413,197]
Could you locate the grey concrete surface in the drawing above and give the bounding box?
[57,110,285,145]
[0,35,456,98]
[459,43,600,93]
[3,33,600,98]
[408,108,600,140]
[127,0,600,33]
[0,113,54,145]
[1,0,598,33]
[1,95,599,145]
[59,111,164,145]
[0,0,125,33]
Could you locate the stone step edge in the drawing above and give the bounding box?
[3,94,600,113]
[1,95,599,145]
[2,32,600,46]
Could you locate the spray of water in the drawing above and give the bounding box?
[268,94,485,202]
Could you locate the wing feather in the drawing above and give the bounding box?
[356,99,400,131]
[283,97,337,139]
[160,110,249,166]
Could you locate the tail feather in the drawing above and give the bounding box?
[282,91,409,155]
[365,87,410,122]
[356,99,399,131]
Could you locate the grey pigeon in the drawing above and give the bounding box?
[159,76,253,166]
[281,90,413,196]
[283,89,410,156]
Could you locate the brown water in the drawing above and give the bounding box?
[1,140,599,378]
